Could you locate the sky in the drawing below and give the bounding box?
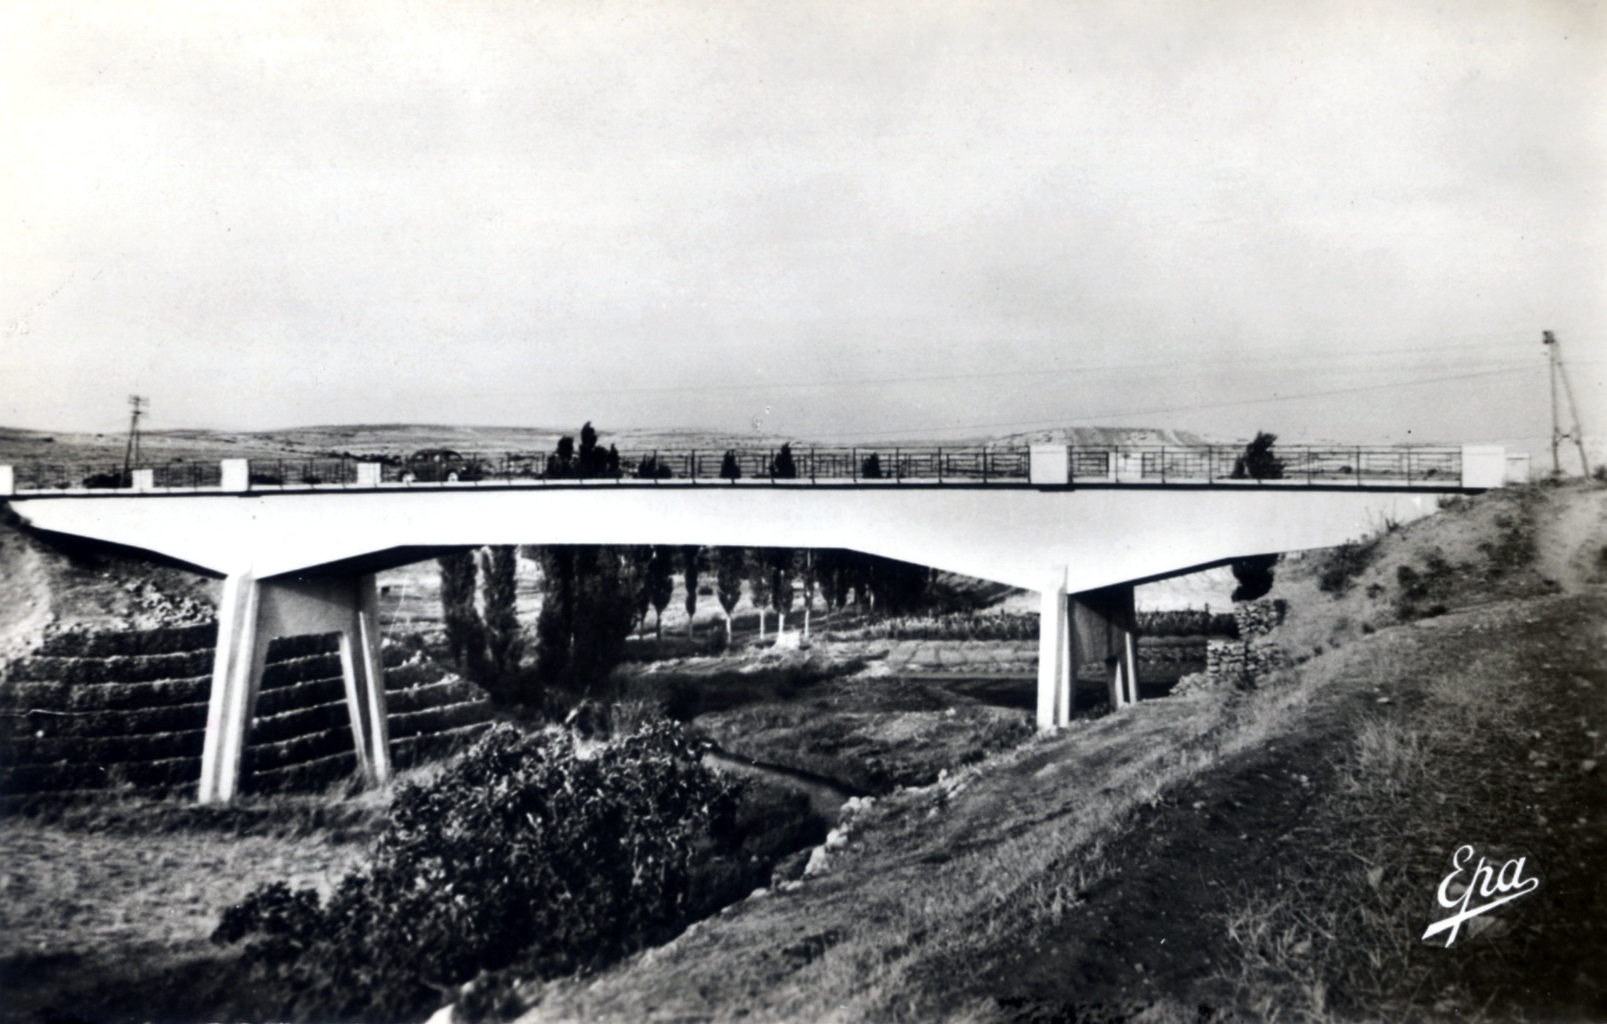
[2,0,1603,458]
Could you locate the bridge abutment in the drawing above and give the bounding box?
[199,572,391,805]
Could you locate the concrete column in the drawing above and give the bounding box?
[1070,583,1140,711]
[0,465,14,496]
[338,575,392,786]
[198,572,393,804]
[1036,570,1072,729]
[131,469,155,492]
[199,573,267,805]
[356,462,382,486]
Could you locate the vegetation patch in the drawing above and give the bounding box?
[1209,597,1606,1023]
[209,719,817,1023]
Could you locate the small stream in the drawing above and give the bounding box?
[702,746,863,824]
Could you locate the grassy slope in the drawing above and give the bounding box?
[514,482,1606,1024]
[0,796,386,1024]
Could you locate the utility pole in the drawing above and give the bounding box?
[1542,331,1590,478]
[122,395,147,481]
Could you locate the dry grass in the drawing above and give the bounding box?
[515,647,1372,1023]
[1209,603,1603,1024]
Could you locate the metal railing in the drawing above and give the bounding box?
[4,443,1468,494]
[1114,445,1462,485]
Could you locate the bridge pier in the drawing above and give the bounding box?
[1036,574,1072,728]
[199,572,391,805]
[1071,584,1139,712]
[1037,577,1139,729]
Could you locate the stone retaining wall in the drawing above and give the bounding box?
[0,625,493,806]
[1174,599,1290,694]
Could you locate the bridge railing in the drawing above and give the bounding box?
[2,443,1476,494]
[240,459,361,488]
[1112,445,1462,484]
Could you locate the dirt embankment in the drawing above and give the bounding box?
[512,481,1607,1024]
[0,514,217,663]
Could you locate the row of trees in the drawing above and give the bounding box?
[438,541,934,705]
[437,425,941,708]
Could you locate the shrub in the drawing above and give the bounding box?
[1231,554,1279,602]
[1317,537,1381,595]
[769,444,797,479]
[213,721,763,1022]
[1231,432,1285,480]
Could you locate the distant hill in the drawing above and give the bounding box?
[0,423,1238,468]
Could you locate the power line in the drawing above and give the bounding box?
[802,363,1541,440]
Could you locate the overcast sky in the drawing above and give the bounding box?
[3,1,1602,454]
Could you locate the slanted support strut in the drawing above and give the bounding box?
[1071,583,1140,711]
[198,572,392,805]
[199,573,267,805]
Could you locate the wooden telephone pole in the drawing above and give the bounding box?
[1542,331,1590,478]
[121,395,147,481]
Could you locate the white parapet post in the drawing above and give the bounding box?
[1460,445,1507,489]
[1504,452,1531,484]
[131,468,155,492]
[0,465,13,496]
[221,459,250,492]
[356,462,382,486]
[1029,444,1069,486]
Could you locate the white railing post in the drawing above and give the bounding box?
[1029,444,1069,485]
[356,462,382,486]
[220,459,250,492]
[1460,445,1507,489]
[0,465,13,496]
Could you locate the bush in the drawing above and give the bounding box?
[212,721,762,1022]
[1317,537,1381,595]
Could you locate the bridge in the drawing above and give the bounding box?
[0,442,1514,804]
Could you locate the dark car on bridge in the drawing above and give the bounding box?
[402,448,487,482]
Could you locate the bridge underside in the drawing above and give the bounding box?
[8,485,1445,803]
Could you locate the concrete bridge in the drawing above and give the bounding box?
[0,442,1513,804]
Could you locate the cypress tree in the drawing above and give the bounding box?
[647,547,675,640]
[1232,432,1285,480]
[745,548,772,639]
[770,444,797,479]
[681,545,703,638]
[767,547,795,633]
[438,550,487,681]
[480,546,523,689]
[715,547,744,646]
